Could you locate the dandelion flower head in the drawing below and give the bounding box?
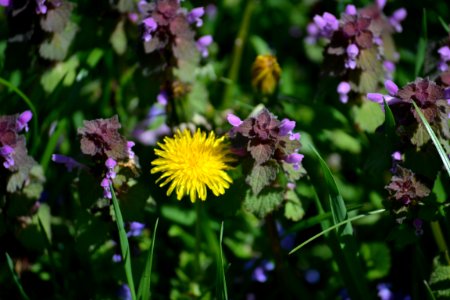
[151,129,234,202]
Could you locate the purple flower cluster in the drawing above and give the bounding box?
[142,17,157,42]
[367,79,402,110]
[196,35,213,58]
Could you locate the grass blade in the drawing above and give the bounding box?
[5,253,30,300]
[289,209,386,254]
[438,16,450,33]
[415,9,427,77]
[137,218,159,300]
[110,184,137,300]
[412,102,450,178]
[40,119,67,172]
[310,145,372,299]
[424,280,437,300]
[218,221,228,300]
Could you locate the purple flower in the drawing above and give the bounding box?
[105,158,117,179]
[142,17,157,42]
[187,7,205,27]
[304,269,320,285]
[117,284,132,300]
[0,0,10,7]
[377,283,393,300]
[345,44,359,69]
[157,91,169,106]
[251,260,275,283]
[227,113,243,127]
[413,218,423,236]
[279,118,296,136]
[391,151,402,161]
[285,153,304,170]
[127,222,145,237]
[287,182,296,190]
[134,125,171,145]
[52,154,84,172]
[345,5,357,16]
[36,0,47,14]
[438,46,450,72]
[337,81,351,103]
[305,23,320,44]
[101,178,112,199]
[313,12,339,39]
[376,0,387,10]
[127,141,135,159]
[289,132,300,141]
[112,254,122,263]
[1,145,14,169]
[196,35,213,58]
[384,60,396,78]
[385,80,398,96]
[389,8,407,33]
[17,110,32,132]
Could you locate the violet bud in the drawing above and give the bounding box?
[285,153,304,164]
[227,113,243,127]
[142,17,157,42]
[347,44,359,59]
[384,80,398,96]
[105,158,117,169]
[279,119,296,136]
[367,93,384,103]
[345,4,357,15]
[17,110,32,132]
[438,46,450,62]
[196,35,213,58]
[157,91,169,106]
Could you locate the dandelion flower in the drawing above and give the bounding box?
[151,129,234,202]
[251,55,281,95]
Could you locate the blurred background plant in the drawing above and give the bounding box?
[1,0,450,299]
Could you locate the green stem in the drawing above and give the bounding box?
[195,201,202,278]
[430,221,450,265]
[221,0,255,109]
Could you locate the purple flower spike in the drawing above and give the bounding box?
[0,0,10,7]
[384,80,398,96]
[52,154,84,172]
[227,113,243,127]
[279,119,296,136]
[345,5,357,16]
[36,0,47,14]
[337,81,351,103]
[17,110,32,132]
[142,17,157,42]
[196,35,213,58]
[157,91,169,106]
[187,7,205,27]
[390,8,407,32]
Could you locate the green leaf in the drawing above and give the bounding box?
[39,22,78,61]
[360,243,391,280]
[284,190,304,221]
[430,256,450,298]
[432,173,447,204]
[243,189,284,217]
[137,218,159,300]
[110,20,127,55]
[411,123,430,148]
[438,16,450,33]
[6,253,30,300]
[110,184,137,300]
[351,100,384,133]
[383,98,396,134]
[246,163,277,195]
[250,35,271,55]
[413,102,450,179]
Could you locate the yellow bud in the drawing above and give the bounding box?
[251,54,281,95]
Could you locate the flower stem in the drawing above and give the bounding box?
[195,201,202,278]
[220,0,256,109]
[431,220,450,265]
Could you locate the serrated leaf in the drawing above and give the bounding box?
[39,22,77,61]
[243,189,283,218]
[246,163,277,195]
[110,20,127,55]
[284,190,304,221]
[249,143,273,164]
[430,257,450,298]
[411,123,431,148]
